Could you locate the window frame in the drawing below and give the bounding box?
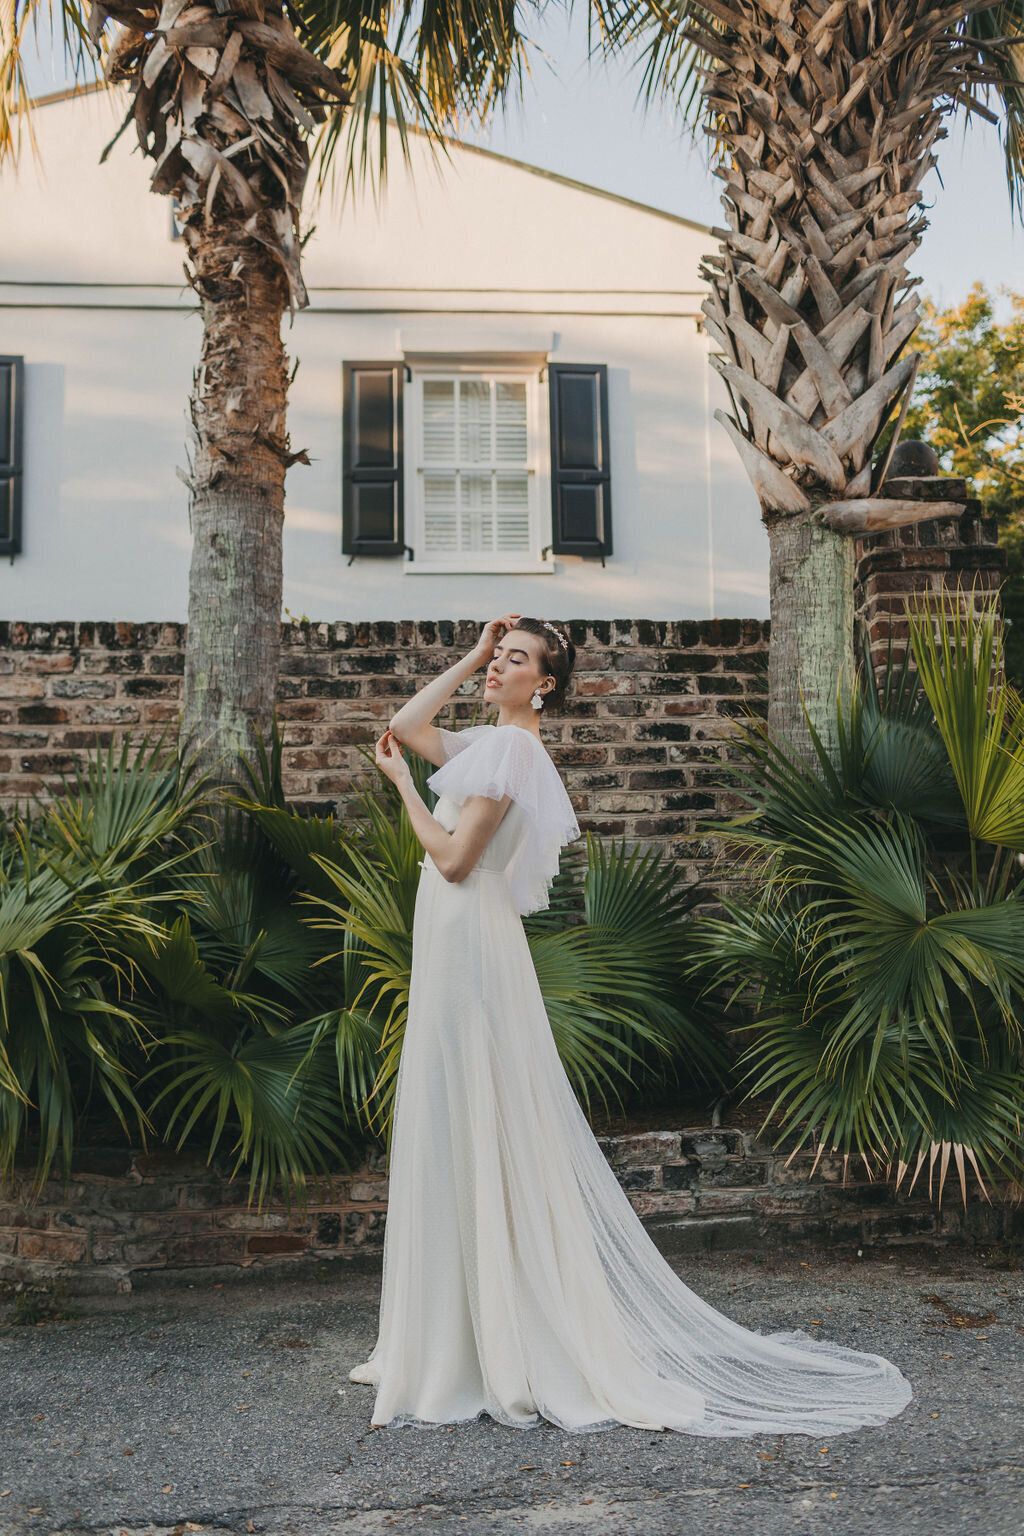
[402,361,554,575]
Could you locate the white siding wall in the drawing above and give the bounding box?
[0,86,767,621]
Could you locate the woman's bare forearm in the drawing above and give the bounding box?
[388,647,484,740]
[394,777,508,881]
[394,777,455,866]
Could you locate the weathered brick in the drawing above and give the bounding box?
[0,677,45,698]
[18,1229,88,1262]
[82,704,141,724]
[17,704,71,724]
[51,678,116,699]
[247,1233,307,1255]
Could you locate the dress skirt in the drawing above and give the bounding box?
[347,855,914,1437]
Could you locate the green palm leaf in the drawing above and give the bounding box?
[139,1022,352,1212]
[907,589,1024,851]
[697,610,1024,1209]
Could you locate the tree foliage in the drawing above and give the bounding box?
[899,282,1024,683]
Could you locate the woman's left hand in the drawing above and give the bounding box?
[375,728,412,786]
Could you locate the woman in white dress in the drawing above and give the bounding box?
[346,614,914,1436]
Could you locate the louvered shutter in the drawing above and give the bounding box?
[0,356,24,557]
[342,362,404,557]
[548,364,612,558]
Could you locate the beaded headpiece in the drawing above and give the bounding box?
[542,621,569,652]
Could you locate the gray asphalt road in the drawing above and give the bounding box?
[1,1243,1022,1536]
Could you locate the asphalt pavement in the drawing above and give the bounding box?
[1,1241,1022,1536]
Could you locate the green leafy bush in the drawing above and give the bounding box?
[694,590,1024,1207]
[0,717,724,1208]
[0,730,215,1196]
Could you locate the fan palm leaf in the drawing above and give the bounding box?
[139,1019,350,1211]
[695,600,1024,1207]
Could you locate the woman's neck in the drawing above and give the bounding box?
[497,705,543,737]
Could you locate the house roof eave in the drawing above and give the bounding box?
[23,78,712,237]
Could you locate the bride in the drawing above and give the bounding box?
[345,613,914,1435]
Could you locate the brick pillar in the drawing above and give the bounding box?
[853,496,1004,677]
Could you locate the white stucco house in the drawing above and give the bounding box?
[0,82,765,623]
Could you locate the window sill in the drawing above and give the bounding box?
[403,559,556,575]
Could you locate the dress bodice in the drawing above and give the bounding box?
[428,793,529,872]
[423,723,581,915]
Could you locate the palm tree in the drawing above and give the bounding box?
[8,0,1023,781]
[1,0,529,790]
[600,0,1024,763]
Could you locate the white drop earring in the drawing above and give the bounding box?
[531,689,544,711]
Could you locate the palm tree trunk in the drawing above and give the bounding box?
[685,0,1005,766]
[179,217,290,790]
[88,0,347,792]
[766,509,854,762]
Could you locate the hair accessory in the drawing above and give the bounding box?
[530,688,544,710]
[542,621,569,651]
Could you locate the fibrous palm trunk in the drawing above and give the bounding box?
[688,0,1003,761]
[180,216,292,790]
[94,0,347,788]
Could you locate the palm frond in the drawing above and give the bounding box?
[962,3,1024,218]
[139,1020,353,1212]
[907,588,1024,851]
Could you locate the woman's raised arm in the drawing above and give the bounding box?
[387,613,519,767]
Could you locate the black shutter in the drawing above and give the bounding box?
[0,356,24,558]
[342,362,404,557]
[549,363,612,558]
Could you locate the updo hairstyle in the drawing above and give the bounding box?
[510,617,577,711]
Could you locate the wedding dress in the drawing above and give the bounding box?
[346,722,914,1435]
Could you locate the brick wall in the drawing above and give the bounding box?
[0,501,1005,885]
[0,618,770,884]
[854,506,1004,673]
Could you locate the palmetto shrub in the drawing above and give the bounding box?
[0,718,726,1207]
[694,590,1024,1208]
[0,731,216,1196]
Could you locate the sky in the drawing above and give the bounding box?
[21,5,1021,311]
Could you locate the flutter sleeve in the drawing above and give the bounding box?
[435,723,496,762]
[426,725,581,916]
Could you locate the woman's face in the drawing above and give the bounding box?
[484,628,552,708]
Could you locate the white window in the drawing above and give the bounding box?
[404,367,552,573]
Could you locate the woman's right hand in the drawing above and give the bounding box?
[472,613,521,666]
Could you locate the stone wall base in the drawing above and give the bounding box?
[2,1130,1020,1297]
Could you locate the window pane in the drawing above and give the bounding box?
[459,474,494,551]
[495,475,530,550]
[417,374,534,559]
[423,380,455,464]
[458,380,492,465]
[423,474,458,551]
[495,382,527,466]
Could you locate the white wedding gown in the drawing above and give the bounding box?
[346,723,914,1435]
